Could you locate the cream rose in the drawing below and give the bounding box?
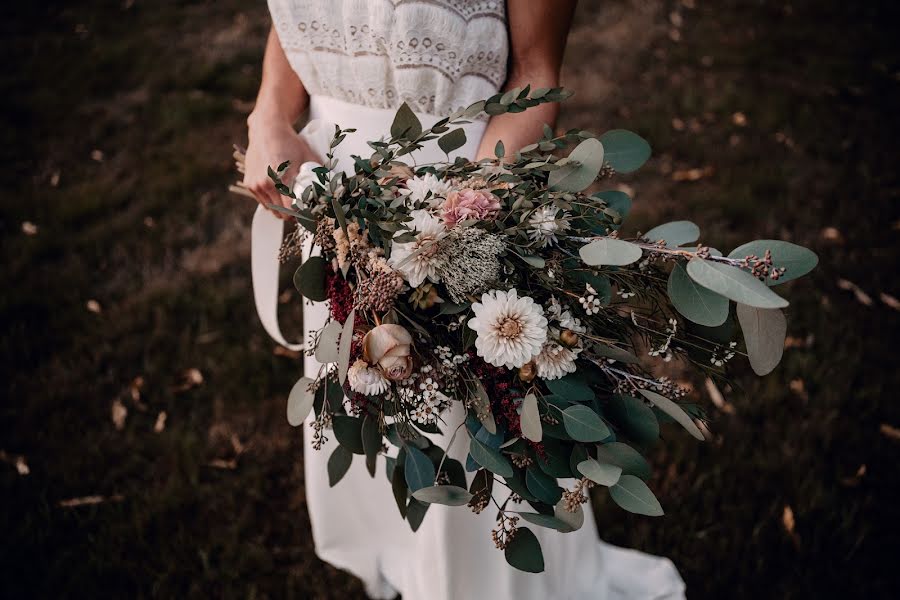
[440,188,502,228]
[363,324,415,381]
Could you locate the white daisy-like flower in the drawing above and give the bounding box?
[400,173,452,206]
[527,206,570,248]
[388,209,446,287]
[347,359,389,396]
[468,289,548,369]
[534,341,578,380]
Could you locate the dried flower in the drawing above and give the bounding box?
[559,329,579,347]
[527,205,570,247]
[433,227,506,303]
[363,324,415,381]
[440,188,502,228]
[388,210,446,287]
[534,341,578,380]
[348,359,390,395]
[518,361,537,383]
[468,289,548,369]
[409,282,443,310]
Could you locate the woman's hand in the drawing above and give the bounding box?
[243,114,319,219]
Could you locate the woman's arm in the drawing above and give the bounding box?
[244,27,317,216]
[476,0,577,159]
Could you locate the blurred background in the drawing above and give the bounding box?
[2,0,899,598]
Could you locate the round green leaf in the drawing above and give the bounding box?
[644,221,700,247]
[327,445,353,487]
[468,435,514,478]
[686,258,788,309]
[404,445,435,492]
[608,394,659,446]
[638,389,704,441]
[561,405,611,442]
[554,499,584,532]
[593,190,631,219]
[728,240,818,285]
[549,138,605,192]
[518,512,577,533]
[579,239,643,266]
[668,263,730,327]
[333,415,365,454]
[525,466,563,505]
[546,375,595,403]
[596,442,651,480]
[438,128,467,155]
[287,376,316,426]
[598,129,651,173]
[519,393,542,442]
[609,475,664,516]
[736,304,787,376]
[504,527,545,573]
[314,321,343,363]
[294,256,328,301]
[577,458,623,487]
[412,485,473,506]
[390,102,422,140]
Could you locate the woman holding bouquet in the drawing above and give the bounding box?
[243,1,686,598]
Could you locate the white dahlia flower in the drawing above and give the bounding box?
[400,173,452,206]
[468,289,548,369]
[533,342,578,380]
[348,359,390,396]
[388,209,447,288]
[527,205,570,248]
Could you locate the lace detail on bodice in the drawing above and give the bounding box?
[268,0,509,118]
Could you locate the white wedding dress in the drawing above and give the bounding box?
[253,1,686,598]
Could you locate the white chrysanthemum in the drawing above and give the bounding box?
[527,206,570,248]
[400,173,452,206]
[388,210,447,287]
[534,342,578,380]
[348,359,389,395]
[468,289,548,369]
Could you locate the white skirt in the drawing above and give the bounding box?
[251,95,686,600]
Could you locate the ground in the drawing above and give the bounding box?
[1,1,899,598]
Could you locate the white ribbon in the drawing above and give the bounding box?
[250,119,333,350]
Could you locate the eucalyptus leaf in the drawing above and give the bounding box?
[390,102,422,140]
[561,405,611,442]
[518,512,577,533]
[526,466,563,505]
[438,128,467,154]
[314,321,343,363]
[596,442,651,480]
[638,389,704,441]
[294,256,328,301]
[504,527,545,573]
[546,375,594,402]
[577,458,623,487]
[337,309,355,385]
[593,343,640,364]
[287,376,316,426]
[593,190,631,220]
[332,415,365,454]
[548,138,605,192]
[554,499,585,532]
[609,475,664,516]
[644,221,700,247]
[471,380,497,435]
[362,416,383,477]
[598,129,651,173]
[327,445,353,487]
[728,240,818,285]
[391,462,409,518]
[468,435,513,477]
[686,258,788,309]
[608,394,659,446]
[412,485,473,506]
[579,239,643,266]
[406,498,429,531]
[736,304,787,375]
[404,445,435,492]
[668,263,730,327]
[520,393,542,442]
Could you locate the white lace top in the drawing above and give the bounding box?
[267,0,509,118]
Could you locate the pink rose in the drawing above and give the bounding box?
[362,324,415,381]
[441,188,502,228]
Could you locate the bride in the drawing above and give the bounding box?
[243,1,686,598]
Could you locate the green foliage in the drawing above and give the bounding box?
[293,256,328,301]
[644,220,700,247]
[668,263,730,327]
[609,475,664,516]
[686,258,788,309]
[579,238,643,266]
[549,137,605,192]
[504,527,545,573]
[286,376,316,427]
[736,304,787,376]
[728,240,819,285]
[562,405,611,442]
[327,445,353,487]
[412,485,473,506]
[404,445,435,492]
[598,129,651,173]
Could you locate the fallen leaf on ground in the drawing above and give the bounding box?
[819,226,843,243]
[704,378,734,414]
[839,464,866,487]
[672,166,714,182]
[153,411,167,433]
[837,279,873,306]
[86,299,102,314]
[880,293,900,312]
[208,459,237,470]
[782,505,801,548]
[0,451,30,475]
[111,399,127,430]
[731,112,747,126]
[21,222,38,235]
[59,495,123,508]
[173,368,204,392]
[90,149,104,162]
[273,346,302,359]
[880,423,900,441]
[789,379,808,401]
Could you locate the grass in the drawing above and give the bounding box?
[1,0,899,598]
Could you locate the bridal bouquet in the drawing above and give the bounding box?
[267,87,817,572]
